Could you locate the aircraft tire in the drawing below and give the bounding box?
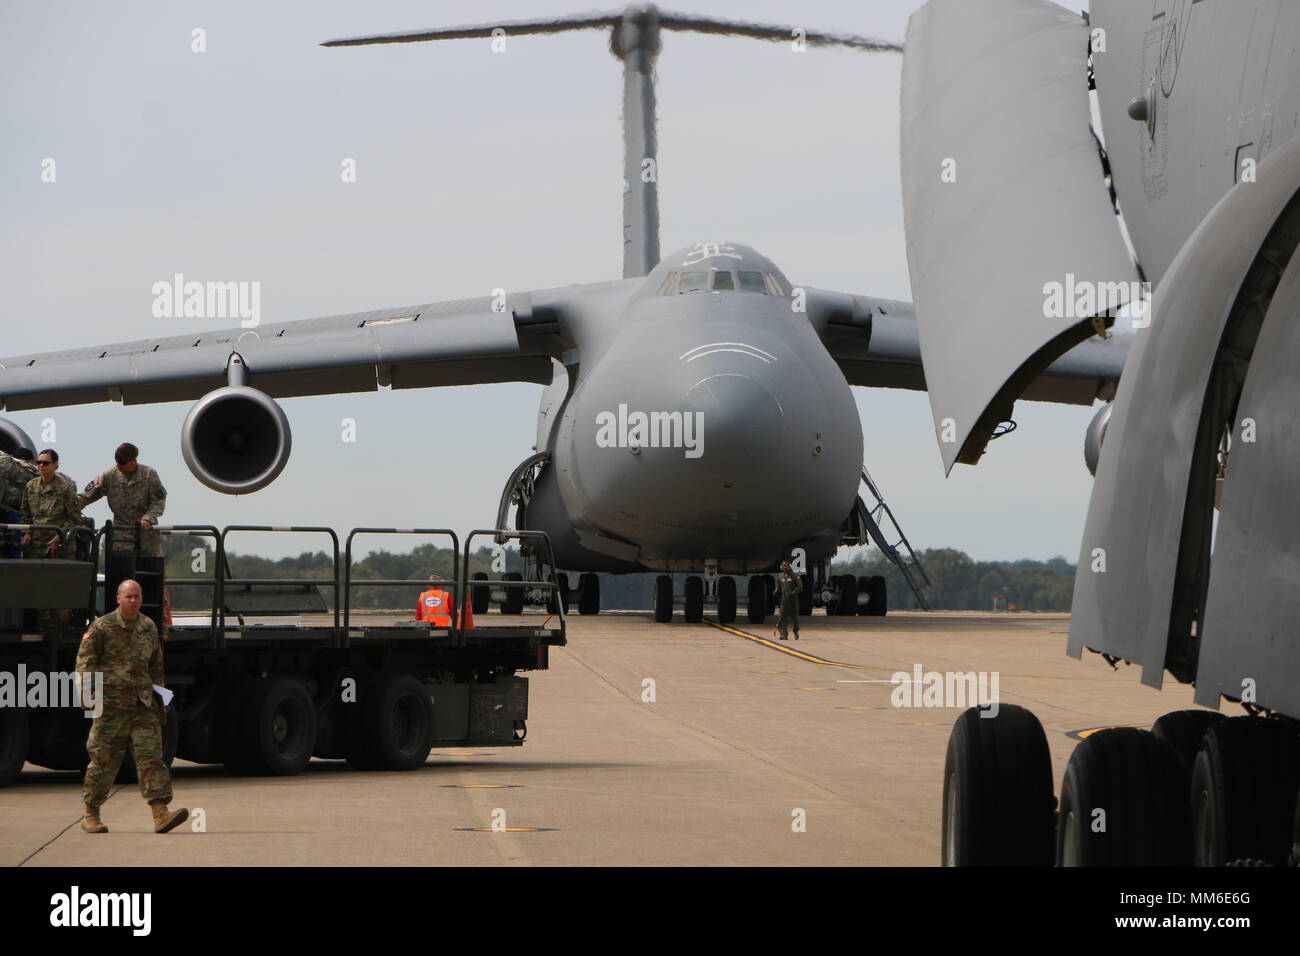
[1190,716,1300,866]
[746,575,767,624]
[717,576,737,624]
[223,676,316,777]
[764,575,777,614]
[1151,709,1226,777]
[578,573,600,615]
[836,575,857,616]
[941,703,1054,866]
[654,575,673,623]
[867,575,888,616]
[797,575,813,616]
[471,571,490,615]
[0,705,29,787]
[684,576,704,623]
[1057,728,1189,866]
[856,576,872,616]
[502,572,524,615]
[556,573,570,614]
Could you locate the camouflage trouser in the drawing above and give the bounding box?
[82,696,171,807]
[777,597,800,639]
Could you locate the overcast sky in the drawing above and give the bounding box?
[2,0,1100,562]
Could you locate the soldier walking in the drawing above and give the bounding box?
[21,449,81,558]
[76,578,187,834]
[0,446,39,557]
[78,443,167,629]
[776,560,801,641]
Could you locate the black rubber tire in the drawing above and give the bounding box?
[836,574,857,616]
[343,673,434,772]
[717,577,737,624]
[1056,727,1190,866]
[24,707,91,771]
[856,575,872,616]
[217,675,255,774]
[1151,709,1226,777]
[654,575,673,623]
[0,705,29,787]
[867,575,888,616]
[941,703,1055,866]
[1292,784,1300,867]
[471,571,489,615]
[118,704,180,783]
[746,575,767,624]
[1190,716,1300,866]
[578,572,600,615]
[798,574,813,616]
[763,575,777,614]
[547,572,570,615]
[224,676,317,777]
[502,571,524,615]
[683,576,704,623]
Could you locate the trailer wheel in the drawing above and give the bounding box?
[0,706,29,787]
[471,571,489,615]
[717,577,737,624]
[941,703,1054,866]
[1151,709,1226,776]
[654,575,673,623]
[1057,727,1190,866]
[578,573,600,616]
[746,575,767,623]
[502,571,524,615]
[345,673,434,771]
[224,677,316,777]
[683,576,704,623]
[1191,716,1300,866]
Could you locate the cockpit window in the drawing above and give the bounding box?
[763,273,785,296]
[737,271,766,293]
[679,271,709,293]
[711,270,735,291]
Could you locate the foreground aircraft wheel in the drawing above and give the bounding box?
[747,575,767,624]
[344,673,434,771]
[118,704,180,783]
[224,676,317,777]
[578,573,600,615]
[0,705,29,787]
[502,571,524,615]
[556,572,570,614]
[1151,709,1226,776]
[835,575,857,616]
[653,575,673,623]
[763,575,777,614]
[855,575,872,615]
[866,575,888,616]
[683,576,704,623]
[1057,728,1190,866]
[1190,716,1300,866]
[471,571,489,615]
[941,703,1054,866]
[717,576,737,624]
[798,575,813,616]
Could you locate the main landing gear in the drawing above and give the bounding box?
[940,703,1300,866]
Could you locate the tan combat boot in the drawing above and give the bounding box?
[149,800,189,834]
[81,803,108,833]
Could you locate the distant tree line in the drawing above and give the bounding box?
[159,537,1076,612]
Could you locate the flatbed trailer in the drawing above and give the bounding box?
[0,524,565,785]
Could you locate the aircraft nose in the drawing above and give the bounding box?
[682,373,784,474]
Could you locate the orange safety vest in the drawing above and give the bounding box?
[416,588,472,628]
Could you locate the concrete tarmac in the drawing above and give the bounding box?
[1,611,1200,866]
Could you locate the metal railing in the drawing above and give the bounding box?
[460,529,564,644]
[342,528,461,644]
[219,525,341,645]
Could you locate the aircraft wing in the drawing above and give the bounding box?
[813,290,1130,406]
[0,281,635,411]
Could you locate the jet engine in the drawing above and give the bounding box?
[1084,403,1112,477]
[0,418,36,456]
[181,385,291,494]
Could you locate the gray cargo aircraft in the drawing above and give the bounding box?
[899,0,1300,867]
[0,6,1127,625]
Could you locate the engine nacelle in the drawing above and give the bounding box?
[181,386,291,494]
[0,417,36,457]
[1083,403,1112,477]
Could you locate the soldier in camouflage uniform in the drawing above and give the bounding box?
[78,443,167,628]
[0,447,39,557]
[775,560,801,641]
[76,578,188,834]
[21,449,81,558]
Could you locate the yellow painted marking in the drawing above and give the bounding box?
[799,687,830,691]
[440,784,521,789]
[1066,724,1147,741]
[454,827,556,833]
[848,706,876,711]
[705,621,1135,681]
